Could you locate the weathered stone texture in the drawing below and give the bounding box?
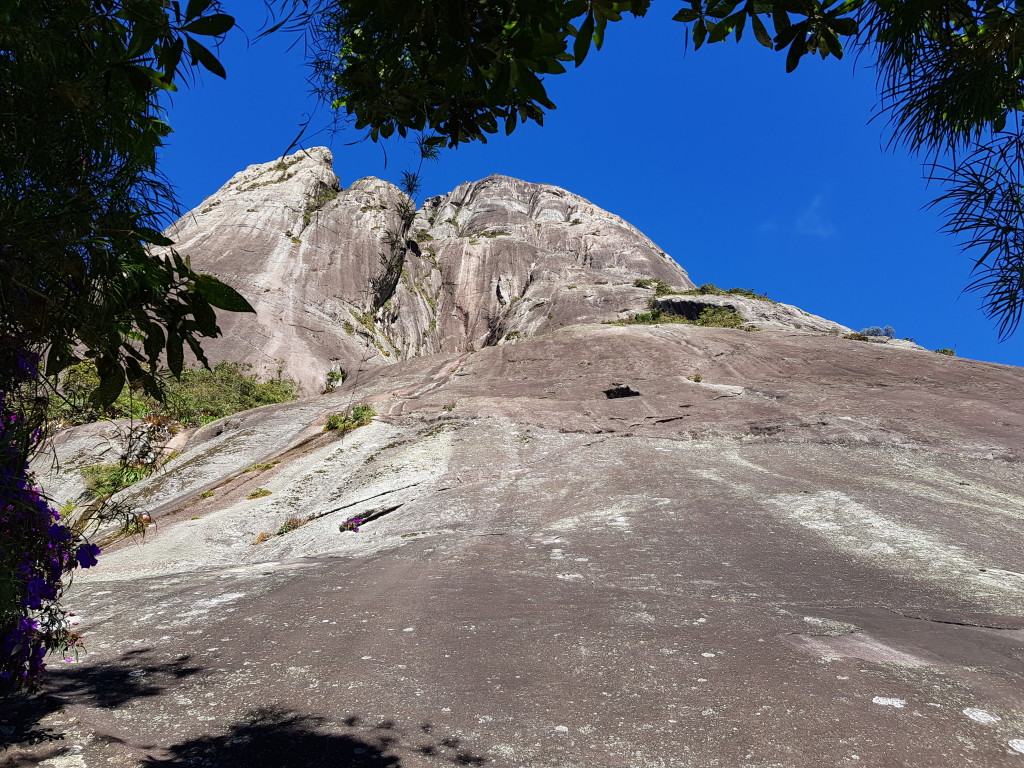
[165,149,694,394]
[16,151,1024,768]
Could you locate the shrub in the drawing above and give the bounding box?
[860,325,896,338]
[80,463,154,500]
[935,347,956,356]
[277,515,308,535]
[324,370,346,393]
[629,309,667,324]
[616,306,753,331]
[633,278,675,296]
[842,333,871,341]
[325,404,376,432]
[681,283,774,303]
[51,360,298,428]
[693,306,745,328]
[163,362,298,426]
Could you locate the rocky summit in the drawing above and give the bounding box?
[11,149,1024,768]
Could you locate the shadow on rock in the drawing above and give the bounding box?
[143,708,487,768]
[0,693,64,752]
[45,647,202,710]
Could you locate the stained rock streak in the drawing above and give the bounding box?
[15,152,1024,768]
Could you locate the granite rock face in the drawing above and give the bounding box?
[16,152,1024,768]
[166,148,696,394]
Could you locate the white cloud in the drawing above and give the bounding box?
[795,195,835,238]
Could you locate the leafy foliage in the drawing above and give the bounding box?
[305,0,857,149]
[0,0,250,407]
[860,1,1024,338]
[300,0,1024,336]
[308,0,633,146]
[0,0,245,683]
[80,463,155,501]
[681,283,775,302]
[277,515,310,535]
[618,305,752,329]
[324,404,376,432]
[51,361,298,428]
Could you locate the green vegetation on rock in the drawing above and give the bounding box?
[680,284,774,303]
[52,361,298,429]
[80,463,155,501]
[325,404,377,433]
[617,306,753,330]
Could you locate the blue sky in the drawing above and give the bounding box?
[159,5,1023,367]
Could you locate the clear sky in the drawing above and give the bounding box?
[158,5,1023,368]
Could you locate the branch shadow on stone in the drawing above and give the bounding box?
[44,647,203,710]
[0,692,64,753]
[141,707,488,767]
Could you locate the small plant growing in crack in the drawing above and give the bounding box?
[277,515,310,535]
[247,488,272,500]
[325,404,376,432]
[243,461,280,473]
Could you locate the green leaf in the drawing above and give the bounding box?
[141,321,166,363]
[706,1,738,19]
[574,12,595,65]
[185,0,214,21]
[694,19,708,48]
[167,331,184,377]
[819,26,842,58]
[710,12,746,42]
[126,24,160,60]
[772,7,791,35]
[181,13,234,36]
[829,17,858,35]
[195,274,255,312]
[186,36,227,78]
[91,356,126,408]
[751,13,772,47]
[786,31,807,72]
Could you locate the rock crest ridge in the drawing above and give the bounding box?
[166,148,846,393]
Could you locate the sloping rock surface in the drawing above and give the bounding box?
[17,318,1024,767]
[164,148,698,394]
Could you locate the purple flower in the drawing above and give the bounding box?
[76,543,101,568]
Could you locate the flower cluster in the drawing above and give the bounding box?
[0,389,99,694]
[340,516,365,533]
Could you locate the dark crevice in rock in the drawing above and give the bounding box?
[889,609,1024,630]
[605,385,641,399]
[323,483,421,518]
[652,297,736,321]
